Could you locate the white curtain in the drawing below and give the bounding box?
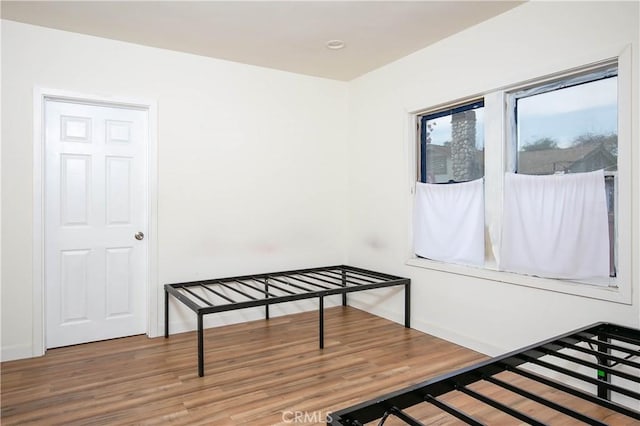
[500,170,610,280]
[413,178,484,266]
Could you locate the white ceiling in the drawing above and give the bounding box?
[1,1,524,81]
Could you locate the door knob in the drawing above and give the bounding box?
[135,231,144,240]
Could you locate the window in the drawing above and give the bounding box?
[410,53,630,302]
[414,100,486,267]
[511,68,618,277]
[419,100,484,183]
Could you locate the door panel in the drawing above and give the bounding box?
[45,100,148,349]
[105,247,133,317]
[106,156,132,225]
[60,154,91,225]
[60,249,91,324]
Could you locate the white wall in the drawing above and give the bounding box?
[345,1,640,355]
[1,20,348,360]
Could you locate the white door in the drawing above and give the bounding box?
[45,99,148,348]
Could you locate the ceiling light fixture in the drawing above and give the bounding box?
[326,39,346,50]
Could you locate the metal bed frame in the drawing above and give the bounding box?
[165,265,411,377]
[329,322,640,425]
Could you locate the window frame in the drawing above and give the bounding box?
[418,99,485,184]
[406,47,632,304]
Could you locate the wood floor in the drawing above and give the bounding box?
[1,307,486,425]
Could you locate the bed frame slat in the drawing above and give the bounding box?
[199,284,237,304]
[182,286,215,307]
[266,275,314,292]
[319,269,378,284]
[424,394,485,426]
[458,386,546,426]
[576,333,640,357]
[597,329,640,346]
[531,346,640,384]
[305,272,345,286]
[251,278,293,295]
[507,364,640,421]
[484,376,607,425]
[231,279,279,297]
[385,407,423,426]
[282,273,333,290]
[516,352,640,400]
[553,338,640,369]
[218,282,257,301]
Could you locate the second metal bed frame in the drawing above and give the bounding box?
[329,322,640,425]
[165,265,411,376]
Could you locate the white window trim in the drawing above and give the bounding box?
[405,45,632,305]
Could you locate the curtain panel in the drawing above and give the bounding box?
[414,178,485,266]
[500,170,610,280]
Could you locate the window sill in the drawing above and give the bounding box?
[405,257,629,305]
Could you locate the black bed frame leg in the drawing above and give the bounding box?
[596,332,611,400]
[164,288,169,338]
[319,296,325,349]
[341,269,347,306]
[265,280,270,320]
[404,282,411,328]
[198,314,204,377]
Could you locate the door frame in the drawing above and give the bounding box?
[32,87,159,356]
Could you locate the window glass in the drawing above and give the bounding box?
[516,76,617,175]
[420,102,484,183]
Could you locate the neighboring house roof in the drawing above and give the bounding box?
[518,142,617,175]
